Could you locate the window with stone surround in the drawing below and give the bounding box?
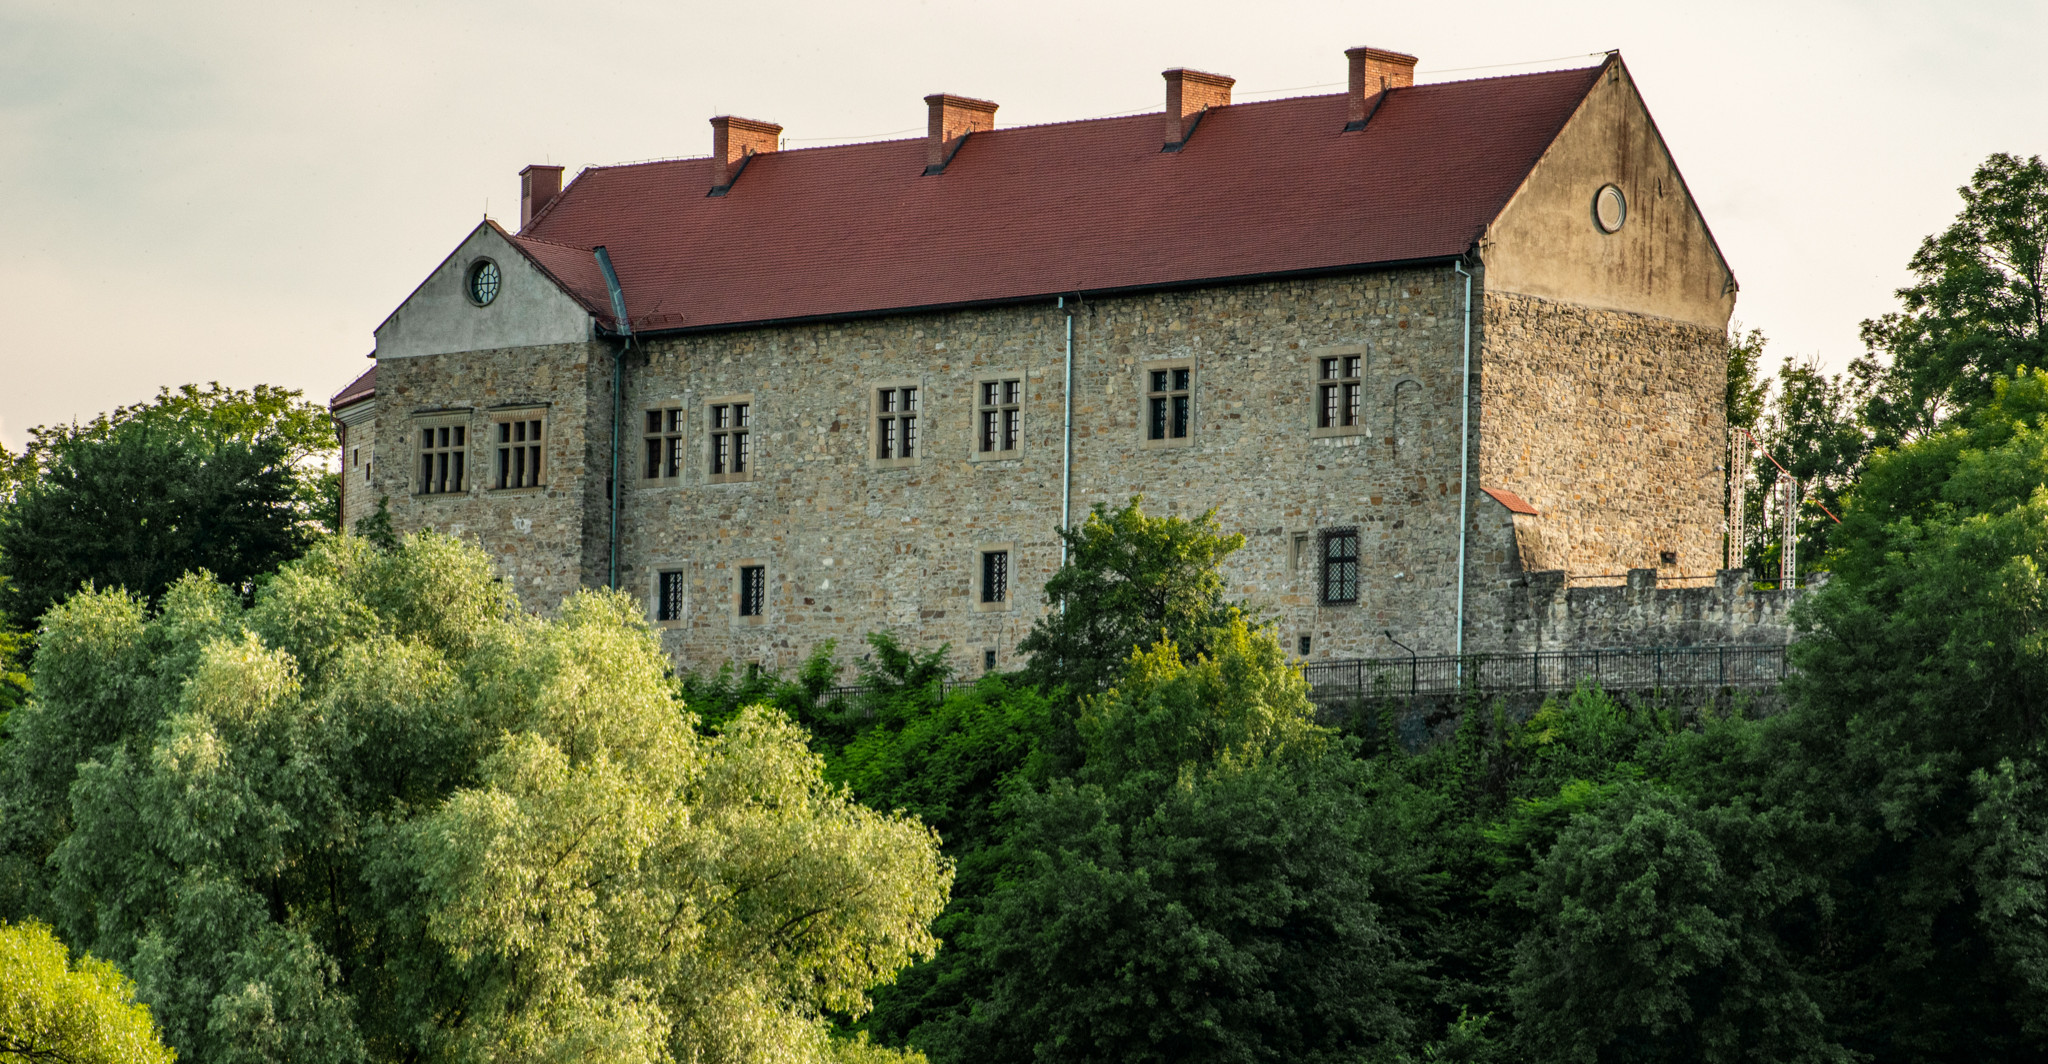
[1320,528,1359,606]
[975,376,1022,458]
[492,410,545,491]
[413,415,469,496]
[738,564,767,618]
[655,569,686,623]
[975,544,1014,611]
[1143,362,1193,446]
[1311,348,1366,438]
[873,383,921,469]
[643,406,685,481]
[708,396,753,483]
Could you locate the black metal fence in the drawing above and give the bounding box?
[1299,644,1789,702]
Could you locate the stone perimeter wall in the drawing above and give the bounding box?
[1493,568,1807,651]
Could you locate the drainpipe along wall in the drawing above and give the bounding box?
[594,246,634,590]
[1059,295,1075,571]
[1452,259,1474,660]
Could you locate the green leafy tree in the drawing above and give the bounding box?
[0,384,338,625]
[1017,497,1245,695]
[1855,152,2048,446]
[935,618,1409,1063]
[0,533,948,1064]
[1742,356,1868,578]
[0,918,176,1064]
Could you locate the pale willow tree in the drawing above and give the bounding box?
[0,919,176,1064]
[0,534,948,1064]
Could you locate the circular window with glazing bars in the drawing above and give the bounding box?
[1593,184,1627,234]
[466,259,501,306]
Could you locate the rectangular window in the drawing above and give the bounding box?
[1146,366,1191,442]
[494,416,544,490]
[981,549,1009,603]
[977,378,1022,455]
[876,385,919,465]
[1321,529,1359,605]
[1317,355,1363,429]
[656,570,686,622]
[738,565,766,617]
[416,422,466,495]
[644,407,684,481]
[709,400,752,482]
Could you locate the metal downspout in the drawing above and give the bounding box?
[595,246,633,591]
[1452,259,1474,663]
[1060,295,1075,570]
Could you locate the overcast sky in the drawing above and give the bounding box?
[2,0,2042,450]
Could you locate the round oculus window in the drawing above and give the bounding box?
[1593,184,1627,234]
[466,259,501,306]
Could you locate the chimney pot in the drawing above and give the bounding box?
[1161,68,1234,151]
[1345,46,1417,130]
[924,93,998,175]
[519,164,564,229]
[709,115,783,195]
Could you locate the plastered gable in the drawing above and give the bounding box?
[374,222,594,360]
[1480,58,1736,331]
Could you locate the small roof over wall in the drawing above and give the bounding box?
[1482,486,1539,515]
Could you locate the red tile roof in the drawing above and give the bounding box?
[331,365,376,408]
[1483,487,1539,515]
[515,62,1607,333]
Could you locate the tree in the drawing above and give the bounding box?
[1854,153,2048,447]
[1741,355,1868,578]
[0,382,346,624]
[934,618,1409,1063]
[0,919,176,1064]
[0,533,948,1064]
[1017,497,1245,695]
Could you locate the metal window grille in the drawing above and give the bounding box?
[739,565,766,617]
[656,571,686,621]
[417,424,466,494]
[1147,367,1191,440]
[982,549,1009,603]
[1317,355,1362,429]
[495,418,543,489]
[878,387,919,460]
[1320,529,1359,604]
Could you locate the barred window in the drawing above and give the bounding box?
[1320,529,1359,605]
[978,378,1021,455]
[877,386,919,464]
[1146,366,1191,441]
[738,565,766,617]
[656,570,686,622]
[1317,355,1362,430]
[494,416,543,490]
[416,423,466,495]
[981,549,1009,604]
[710,401,751,481]
[644,407,684,481]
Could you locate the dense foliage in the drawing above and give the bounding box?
[0,383,337,625]
[0,918,175,1064]
[0,533,948,1064]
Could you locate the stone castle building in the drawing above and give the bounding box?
[330,46,1750,675]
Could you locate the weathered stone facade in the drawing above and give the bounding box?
[355,261,1746,677]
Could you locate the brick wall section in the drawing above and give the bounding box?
[1476,290,1727,579]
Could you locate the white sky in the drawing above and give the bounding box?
[3,0,2043,450]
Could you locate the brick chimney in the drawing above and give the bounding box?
[924,93,998,175]
[709,115,782,196]
[1161,68,1234,152]
[1345,46,1418,130]
[519,164,564,228]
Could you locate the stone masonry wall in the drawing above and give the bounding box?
[1493,568,1806,651]
[362,341,606,613]
[356,267,1739,678]
[1476,290,1727,580]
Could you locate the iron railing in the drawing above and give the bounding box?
[1299,644,1789,701]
